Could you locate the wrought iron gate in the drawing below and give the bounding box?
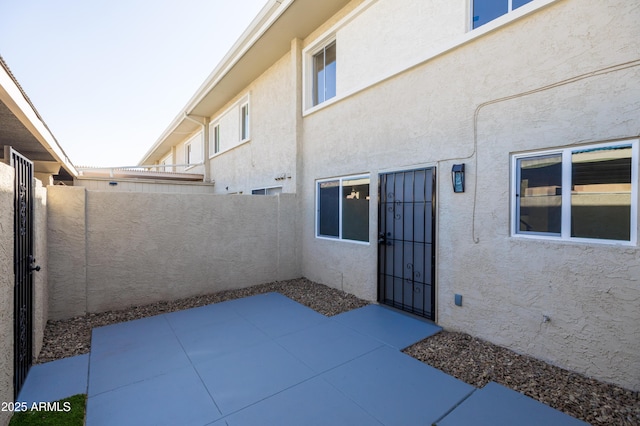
[378,168,436,320]
[9,148,37,399]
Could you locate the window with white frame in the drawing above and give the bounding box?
[211,123,220,154]
[472,0,534,29]
[240,102,250,141]
[513,140,638,243]
[185,143,192,165]
[312,40,337,107]
[316,175,370,242]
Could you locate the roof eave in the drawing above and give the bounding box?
[140,0,351,165]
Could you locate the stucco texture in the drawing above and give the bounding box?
[47,186,87,320]
[0,163,14,426]
[47,188,299,316]
[299,0,640,390]
[209,51,298,195]
[32,180,47,361]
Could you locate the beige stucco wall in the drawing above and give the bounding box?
[299,0,640,391]
[209,51,298,195]
[0,163,14,426]
[48,188,300,316]
[0,165,48,422]
[47,186,87,320]
[32,180,47,359]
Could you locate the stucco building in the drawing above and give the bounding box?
[0,1,638,417]
[140,0,640,391]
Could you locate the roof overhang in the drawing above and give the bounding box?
[140,0,351,165]
[0,57,77,179]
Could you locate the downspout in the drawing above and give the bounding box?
[184,113,210,182]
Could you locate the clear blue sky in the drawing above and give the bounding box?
[0,0,268,167]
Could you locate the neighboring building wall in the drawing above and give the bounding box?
[179,131,205,174]
[47,187,300,318]
[0,163,14,426]
[151,49,301,195]
[299,0,640,391]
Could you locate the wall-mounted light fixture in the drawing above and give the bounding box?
[451,164,465,193]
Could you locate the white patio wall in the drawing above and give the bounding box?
[47,187,300,319]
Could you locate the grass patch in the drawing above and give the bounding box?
[9,394,86,426]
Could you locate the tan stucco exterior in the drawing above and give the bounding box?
[47,186,87,320]
[0,164,48,422]
[47,188,300,317]
[0,163,14,426]
[139,0,640,390]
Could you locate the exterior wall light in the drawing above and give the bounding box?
[452,164,465,193]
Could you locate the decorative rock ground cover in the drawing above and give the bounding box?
[38,278,639,425]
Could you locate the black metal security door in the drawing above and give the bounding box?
[10,148,36,399]
[378,168,436,320]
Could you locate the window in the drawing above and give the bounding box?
[252,186,283,195]
[316,175,370,242]
[212,124,220,154]
[513,140,638,243]
[185,143,192,165]
[472,0,534,29]
[312,40,336,106]
[240,102,250,141]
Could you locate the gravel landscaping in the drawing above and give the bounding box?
[38,278,639,425]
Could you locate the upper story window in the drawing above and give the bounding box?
[312,40,337,106]
[211,123,220,154]
[316,175,370,243]
[472,0,534,29]
[185,143,192,165]
[240,102,250,141]
[512,140,638,244]
[208,94,249,157]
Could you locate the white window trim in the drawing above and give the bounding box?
[302,0,559,117]
[207,94,250,159]
[183,131,204,171]
[185,142,192,165]
[470,0,535,30]
[209,122,220,158]
[303,36,337,111]
[240,101,250,142]
[511,139,639,246]
[315,174,370,245]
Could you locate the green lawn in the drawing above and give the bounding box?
[9,394,86,426]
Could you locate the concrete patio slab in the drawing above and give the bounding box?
[18,293,588,425]
[322,345,474,425]
[212,376,383,426]
[275,320,384,373]
[332,304,442,349]
[195,339,316,415]
[16,354,88,405]
[173,315,270,365]
[436,381,589,426]
[86,366,222,426]
[224,292,327,338]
